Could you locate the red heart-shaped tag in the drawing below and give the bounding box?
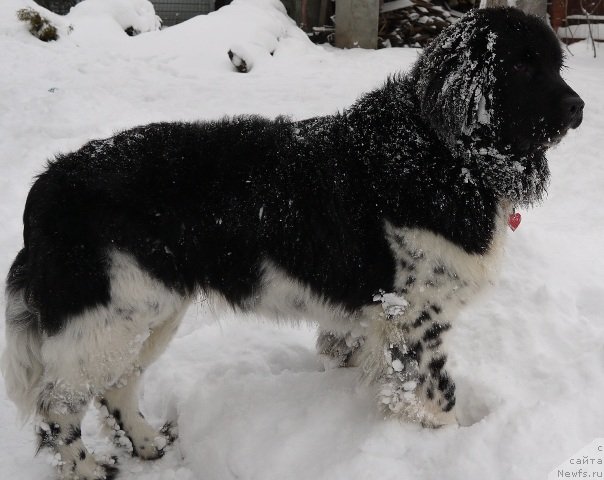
[508,212,521,231]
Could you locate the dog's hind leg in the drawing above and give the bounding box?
[36,382,119,480]
[98,305,187,459]
[30,251,189,477]
[33,316,154,480]
[2,252,117,479]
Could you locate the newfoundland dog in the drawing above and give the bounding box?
[2,7,583,480]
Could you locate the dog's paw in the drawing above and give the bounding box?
[159,421,178,444]
[97,460,120,480]
[130,421,177,460]
[59,454,119,480]
[98,400,177,460]
[419,408,458,429]
[378,382,458,428]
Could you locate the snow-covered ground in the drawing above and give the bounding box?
[1,1,603,479]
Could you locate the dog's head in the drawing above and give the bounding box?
[411,7,584,153]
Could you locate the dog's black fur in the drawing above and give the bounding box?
[3,7,584,479]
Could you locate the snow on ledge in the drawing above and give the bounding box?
[68,0,161,34]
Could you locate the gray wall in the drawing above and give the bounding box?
[335,0,379,49]
[150,0,215,26]
[34,0,78,15]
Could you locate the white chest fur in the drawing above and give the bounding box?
[384,203,510,315]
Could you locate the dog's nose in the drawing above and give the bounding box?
[563,96,584,129]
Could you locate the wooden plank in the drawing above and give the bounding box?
[319,0,328,25]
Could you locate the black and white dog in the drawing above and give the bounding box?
[2,8,583,480]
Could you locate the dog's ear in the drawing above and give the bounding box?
[411,10,499,146]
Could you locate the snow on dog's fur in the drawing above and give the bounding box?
[2,8,583,480]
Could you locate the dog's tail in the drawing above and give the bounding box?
[1,248,43,420]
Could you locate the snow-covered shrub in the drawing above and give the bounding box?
[16,7,58,41]
[68,0,161,35]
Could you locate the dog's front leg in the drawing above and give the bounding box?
[361,296,457,428]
